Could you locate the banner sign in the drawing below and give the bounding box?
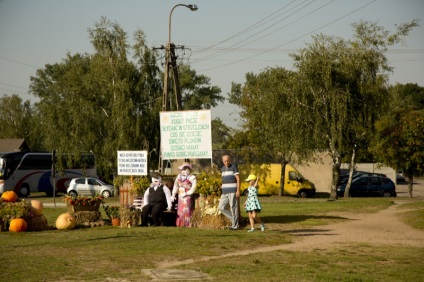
[117,150,148,176]
[160,110,212,160]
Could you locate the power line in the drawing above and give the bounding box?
[0,82,28,90]
[192,0,320,64]
[192,0,299,56]
[0,56,39,69]
[197,0,377,72]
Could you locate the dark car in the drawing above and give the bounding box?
[396,170,406,184]
[338,171,387,185]
[336,175,396,198]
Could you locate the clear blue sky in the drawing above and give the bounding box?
[1,0,423,128]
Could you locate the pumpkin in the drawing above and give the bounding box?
[9,218,27,232]
[1,191,18,203]
[30,200,44,215]
[56,213,76,230]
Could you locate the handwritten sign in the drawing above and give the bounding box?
[117,151,148,176]
[160,110,212,160]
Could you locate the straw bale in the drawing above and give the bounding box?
[120,208,141,227]
[26,214,48,231]
[73,211,103,227]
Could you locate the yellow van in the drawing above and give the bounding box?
[239,163,315,198]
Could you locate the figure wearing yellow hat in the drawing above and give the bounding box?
[244,174,265,232]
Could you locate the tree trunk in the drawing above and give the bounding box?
[344,145,357,198]
[408,176,414,198]
[279,161,287,196]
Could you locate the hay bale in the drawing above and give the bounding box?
[73,211,103,227]
[120,208,141,227]
[191,209,230,229]
[26,214,48,231]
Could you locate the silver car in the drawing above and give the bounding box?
[67,177,114,198]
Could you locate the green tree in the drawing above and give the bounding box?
[290,20,418,199]
[228,67,313,195]
[0,94,33,142]
[211,118,231,149]
[371,84,424,197]
[177,64,224,110]
[29,17,162,181]
[28,17,224,181]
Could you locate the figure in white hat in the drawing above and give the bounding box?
[140,172,173,226]
[172,162,197,227]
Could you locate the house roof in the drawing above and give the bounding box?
[0,139,30,153]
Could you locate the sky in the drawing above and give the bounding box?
[1,0,423,129]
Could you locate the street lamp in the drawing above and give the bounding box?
[162,4,198,112]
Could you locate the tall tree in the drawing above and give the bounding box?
[28,17,224,181]
[0,94,33,141]
[29,17,162,180]
[371,83,424,197]
[177,64,224,110]
[228,67,313,195]
[290,20,418,199]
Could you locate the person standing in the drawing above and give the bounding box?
[141,172,173,226]
[244,174,265,232]
[218,154,240,230]
[172,162,197,227]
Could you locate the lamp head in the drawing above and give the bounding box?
[188,4,198,11]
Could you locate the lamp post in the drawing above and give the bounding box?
[162,4,198,112]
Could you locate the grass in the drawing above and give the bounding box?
[1,195,423,281]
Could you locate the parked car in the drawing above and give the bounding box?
[396,170,406,184]
[67,177,114,198]
[338,171,387,185]
[336,175,396,198]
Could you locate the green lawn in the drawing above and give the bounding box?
[2,195,424,281]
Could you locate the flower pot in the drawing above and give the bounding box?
[111,217,121,227]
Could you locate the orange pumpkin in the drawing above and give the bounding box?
[30,200,44,215]
[56,213,76,230]
[9,218,27,232]
[1,191,18,203]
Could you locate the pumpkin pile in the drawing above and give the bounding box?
[0,191,49,232]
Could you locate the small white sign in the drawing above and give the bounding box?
[117,151,148,176]
[160,110,212,160]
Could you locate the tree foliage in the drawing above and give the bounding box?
[371,83,424,197]
[24,17,222,181]
[229,20,419,199]
[0,95,33,141]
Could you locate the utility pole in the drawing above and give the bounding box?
[154,43,186,111]
[154,3,198,173]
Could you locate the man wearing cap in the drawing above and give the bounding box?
[218,154,240,230]
[172,162,197,227]
[141,172,173,226]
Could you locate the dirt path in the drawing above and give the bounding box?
[157,201,424,268]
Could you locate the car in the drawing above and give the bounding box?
[338,171,387,185]
[396,170,406,184]
[67,177,114,198]
[336,175,396,198]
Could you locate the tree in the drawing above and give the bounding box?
[228,67,315,195]
[290,20,418,199]
[371,84,424,197]
[177,64,224,110]
[28,17,224,181]
[211,118,232,149]
[0,94,34,142]
[29,17,162,180]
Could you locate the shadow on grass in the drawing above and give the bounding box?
[260,214,351,224]
[278,228,337,236]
